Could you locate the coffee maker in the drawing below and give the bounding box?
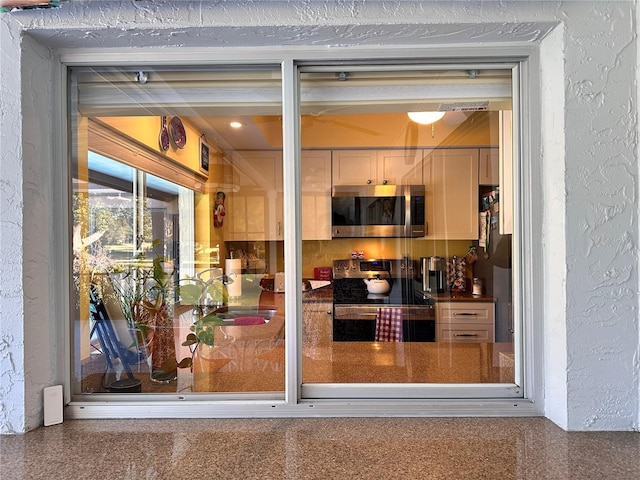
[421,256,446,293]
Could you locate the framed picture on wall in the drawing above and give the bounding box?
[199,137,210,175]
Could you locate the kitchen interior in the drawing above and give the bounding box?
[75,67,515,396]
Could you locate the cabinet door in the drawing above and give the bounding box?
[479,148,499,185]
[376,149,423,185]
[229,151,283,240]
[302,150,332,240]
[423,148,479,240]
[302,301,333,357]
[331,150,377,185]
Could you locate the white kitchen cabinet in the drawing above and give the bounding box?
[332,149,422,186]
[436,301,495,343]
[376,150,423,185]
[479,148,499,185]
[423,148,479,240]
[301,150,332,240]
[228,150,283,241]
[331,149,377,185]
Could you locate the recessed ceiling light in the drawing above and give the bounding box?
[229,121,243,129]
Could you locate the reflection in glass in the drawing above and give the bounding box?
[299,68,515,388]
[70,67,285,398]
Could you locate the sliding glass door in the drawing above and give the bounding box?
[298,67,519,398]
[70,67,286,398]
[68,61,522,407]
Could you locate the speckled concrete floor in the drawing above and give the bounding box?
[1,418,638,479]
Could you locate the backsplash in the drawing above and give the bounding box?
[301,238,471,278]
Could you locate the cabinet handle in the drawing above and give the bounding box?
[367,179,372,184]
[277,221,281,236]
[454,333,478,337]
[454,312,477,316]
[382,179,388,185]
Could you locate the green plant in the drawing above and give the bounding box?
[177,268,231,368]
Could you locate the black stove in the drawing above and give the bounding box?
[332,259,435,342]
[332,259,434,306]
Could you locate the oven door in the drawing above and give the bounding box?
[333,305,435,342]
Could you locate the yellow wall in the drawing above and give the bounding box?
[301,238,470,278]
[97,116,216,173]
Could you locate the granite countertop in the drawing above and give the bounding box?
[302,284,334,303]
[267,283,495,304]
[433,292,496,302]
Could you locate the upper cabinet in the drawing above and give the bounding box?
[376,150,423,185]
[228,149,331,241]
[332,149,422,186]
[228,150,283,241]
[423,148,479,240]
[479,148,499,186]
[301,150,332,240]
[331,150,377,185]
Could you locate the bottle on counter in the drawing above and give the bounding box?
[472,277,483,296]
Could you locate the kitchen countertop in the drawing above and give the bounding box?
[302,284,334,303]
[433,292,496,302]
[261,284,495,305]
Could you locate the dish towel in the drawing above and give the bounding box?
[375,307,403,342]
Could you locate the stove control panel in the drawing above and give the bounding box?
[333,259,416,279]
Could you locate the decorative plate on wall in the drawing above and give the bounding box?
[169,116,187,149]
[158,116,170,152]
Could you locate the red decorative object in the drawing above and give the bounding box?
[213,191,226,227]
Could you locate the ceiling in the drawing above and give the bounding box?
[189,110,500,151]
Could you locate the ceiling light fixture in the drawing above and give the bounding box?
[229,121,243,129]
[407,111,446,125]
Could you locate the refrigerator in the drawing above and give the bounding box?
[472,189,513,343]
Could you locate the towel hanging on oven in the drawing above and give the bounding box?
[375,307,403,342]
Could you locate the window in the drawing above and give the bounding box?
[68,61,524,413]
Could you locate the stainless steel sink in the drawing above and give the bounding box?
[212,306,277,322]
[211,306,284,342]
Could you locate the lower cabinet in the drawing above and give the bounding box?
[436,302,495,343]
[302,302,333,359]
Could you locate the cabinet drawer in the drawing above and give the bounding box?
[437,302,494,324]
[438,324,494,343]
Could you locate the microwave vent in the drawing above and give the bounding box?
[438,101,489,112]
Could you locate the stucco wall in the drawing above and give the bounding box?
[0,0,638,432]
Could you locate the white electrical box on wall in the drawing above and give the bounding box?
[43,385,63,426]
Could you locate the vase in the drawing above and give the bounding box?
[139,301,177,384]
[145,325,177,383]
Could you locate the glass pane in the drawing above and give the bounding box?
[70,67,284,397]
[299,68,515,389]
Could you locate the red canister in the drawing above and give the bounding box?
[314,267,332,280]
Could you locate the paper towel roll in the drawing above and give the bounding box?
[225,258,242,298]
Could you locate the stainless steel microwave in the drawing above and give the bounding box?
[331,184,426,238]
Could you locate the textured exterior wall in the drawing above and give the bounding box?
[561,1,638,430]
[0,0,638,432]
[0,16,26,434]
